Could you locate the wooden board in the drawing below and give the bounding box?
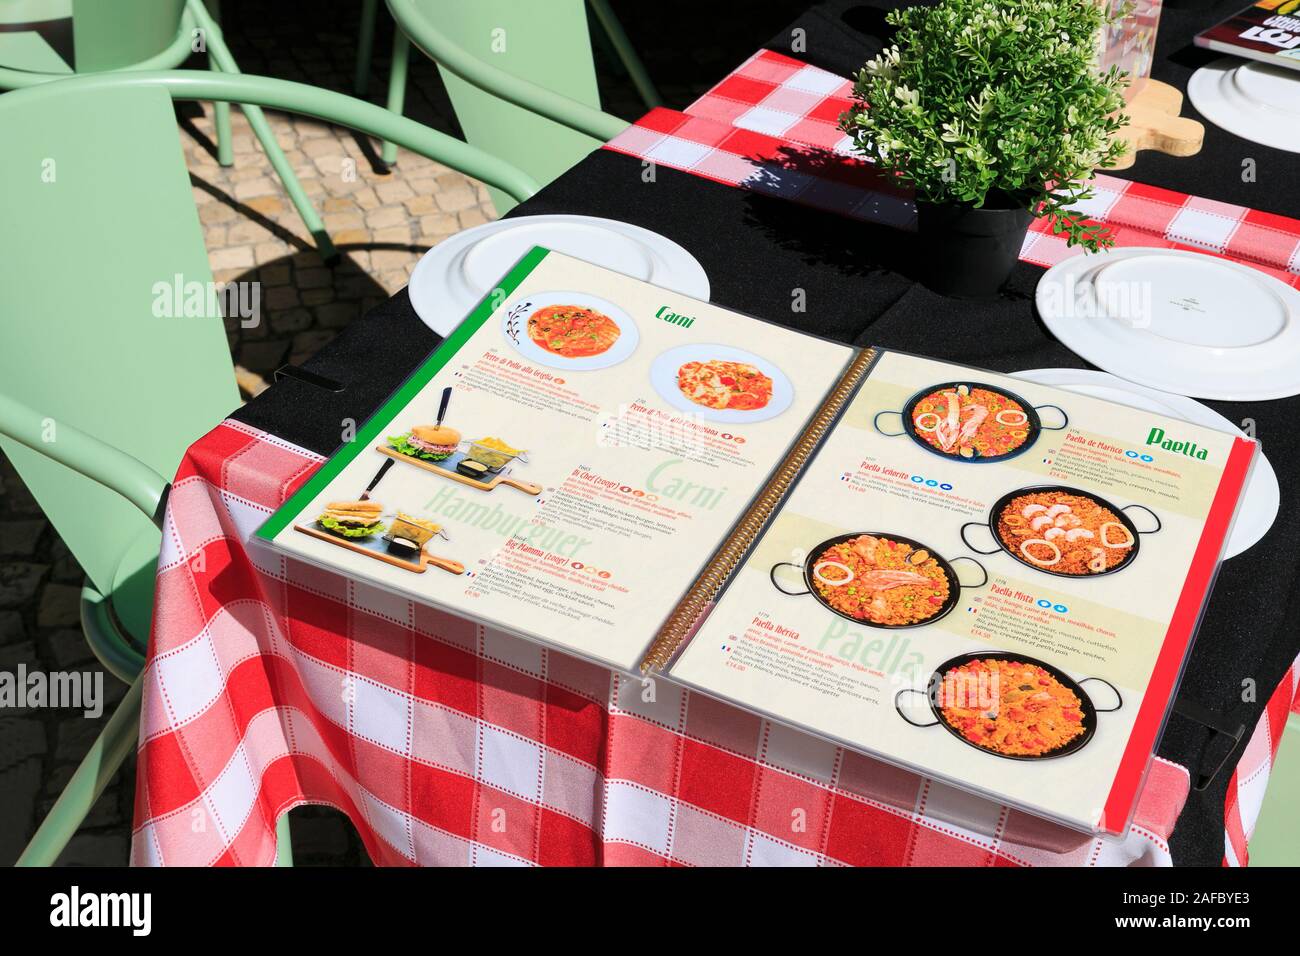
[293,524,465,575]
[375,446,543,496]
[1110,80,1204,170]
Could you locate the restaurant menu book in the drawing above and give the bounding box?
[1194,0,1300,71]
[257,247,1256,835]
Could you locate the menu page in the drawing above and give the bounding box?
[257,248,854,671]
[670,351,1255,833]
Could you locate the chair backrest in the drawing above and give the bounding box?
[0,0,184,75]
[0,81,238,636]
[410,0,604,213]
[71,0,186,73]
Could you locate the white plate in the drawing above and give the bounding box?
[501,291,639,371]
[1011,368,1278,558]
[409,215,710,336]
[1189,58,1300,153]
[649,344,794,424]
[1035,246,1300,400]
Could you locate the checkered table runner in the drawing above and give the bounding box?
[132,420,1282,867]
[603,49,1300,289]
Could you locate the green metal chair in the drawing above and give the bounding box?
[0,0,343,260]
[369,0,645,213]
[1,68,537,866]
[1249,713,1300,866]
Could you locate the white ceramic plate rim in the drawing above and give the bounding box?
[648,343,795,424]
[1011,367,1278,558]
[1188,58,1300,154]
[502,291,640,371]
[1035,246,1300,400]
[409,215,711,336]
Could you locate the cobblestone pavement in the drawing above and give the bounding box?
[0,0,803,866]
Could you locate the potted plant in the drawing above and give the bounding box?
[841,0,1131,298]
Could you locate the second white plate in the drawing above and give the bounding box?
[1035,246,1300,400]
[1011,368,1278,558]
[409,215,710,336]
[1188,57,1300,154]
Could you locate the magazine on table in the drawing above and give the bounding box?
[256,247,1256,836]
[1194,0,1300,71]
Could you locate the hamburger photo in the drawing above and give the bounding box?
[387,424,461,462]
[317,500,385,539]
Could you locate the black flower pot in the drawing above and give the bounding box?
[915,193,1033,299]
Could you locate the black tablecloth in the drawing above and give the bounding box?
[234,0,1300,865]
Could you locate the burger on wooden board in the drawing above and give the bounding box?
[317,500,385,539]
[387,425,461,462]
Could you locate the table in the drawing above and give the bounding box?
[147,0,1300,866]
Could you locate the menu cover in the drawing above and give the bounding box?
[257,247,1255,835]
[1195,0,1300,70]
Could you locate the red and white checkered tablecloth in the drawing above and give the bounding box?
[133,421,1298,866]
[603,49,1300,289]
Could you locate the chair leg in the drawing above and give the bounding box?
[188,0,338,261]
[208,0,234,165]
[586,0,662,110]
[274,809,294,866]
[15,675,144,867]
[354,0,380,97]
[380,28,410,167]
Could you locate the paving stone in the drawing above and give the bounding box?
[264,286,301,310]
[0,611,23,644]
[295,267,333,290]
[54,832,130,867]
[239,339,291,374]
[365,205,408,230]
[301,288,335,307]
[270,308,314,334]
[210,245,256,272]
[375,180,415,204]
[37,583,80,629]
[0,564,47,610]
[435,186,479,213]
[314,302,357,328]
[0,520,44,557]
[47,629,95,669]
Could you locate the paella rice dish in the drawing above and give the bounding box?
[996,491,1134,575]
[809,534,950,626]
[938,658,1086,757]
[526,304,621,358]
[677,359,774,411]
[913,384,1030,459]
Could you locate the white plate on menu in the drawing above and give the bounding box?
[1011,368,1278,558]
[1188,58,1300,153]
[409,215,710,336]
[1035,246,1300,400]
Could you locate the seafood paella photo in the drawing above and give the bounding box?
[809,533,950,626]
[996,491,1135,575]
[937,658,1087,757]
[912,383,1031,460]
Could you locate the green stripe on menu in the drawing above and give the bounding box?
[255,246,551,541]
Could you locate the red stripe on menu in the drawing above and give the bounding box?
[1101,436,1258,834]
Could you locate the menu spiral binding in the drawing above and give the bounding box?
[639,347,878,672]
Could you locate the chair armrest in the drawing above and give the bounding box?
[0,394,169,528]
[9,69,544,205]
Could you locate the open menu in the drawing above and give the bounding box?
[257,247,1256,835]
